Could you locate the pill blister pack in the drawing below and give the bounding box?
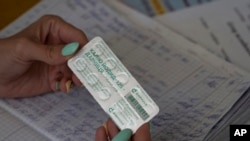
[68,37,159,133]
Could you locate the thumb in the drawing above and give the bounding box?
[132,123,151,141]
[20,41,80,65]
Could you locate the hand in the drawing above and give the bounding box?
[95,119,151,141]
[0,15,88,98]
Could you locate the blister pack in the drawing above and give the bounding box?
[68,37,159,133]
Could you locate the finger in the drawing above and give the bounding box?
[35,43,79,65]
[15,39,71,65]
[12,15,88,64]
[112,129,132,141]
[107,119,120,138]
[102,121,109,136]
[72,74,83,87]
[59,64,75,93]
[38,15,88,46]
[48,66,63,91]
[50,74,63,92]
[95,126,108,141]
[132,123,151,141]
[65,80,74,93]
[60,75,75,93]
[59,64,73,78]
[49,63,75,93]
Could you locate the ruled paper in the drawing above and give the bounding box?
[155,0,250,72]
[0,0,250,141]
[0,108,49,141]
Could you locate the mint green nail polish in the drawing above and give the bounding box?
[112,129,132,141]
[61,42,79,56]
[149,122,153,133]
[55,81,60,91]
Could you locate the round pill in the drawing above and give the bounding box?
[145,104,154,114]
[86,73,99,85]
[116,72,129,84]
[94,43,104,55]
[98,88,111,100]
[104,58,117,69]
[74,58,87,71]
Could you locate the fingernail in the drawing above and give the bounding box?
[112,129,132,141]
[61,42,79,56]
[149,122,153,134]
[102,121,108,136]
[66,80,74,93]
[55,81,60,91]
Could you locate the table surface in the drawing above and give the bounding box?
[0,0,40,30]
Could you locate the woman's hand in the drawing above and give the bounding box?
[95,119,151,141]
[0,15,88,98]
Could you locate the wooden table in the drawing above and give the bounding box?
[0,0,40,30]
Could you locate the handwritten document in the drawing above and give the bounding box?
[0,108,49,141]
[155,0,250,72]
[0,0,250,141]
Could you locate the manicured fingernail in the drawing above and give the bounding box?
[149,122,153,134]
[112,129,132,141]
[55,81,60,91]
[61,42,79,56]
[65,80,74,93]
[102,121,108,135]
